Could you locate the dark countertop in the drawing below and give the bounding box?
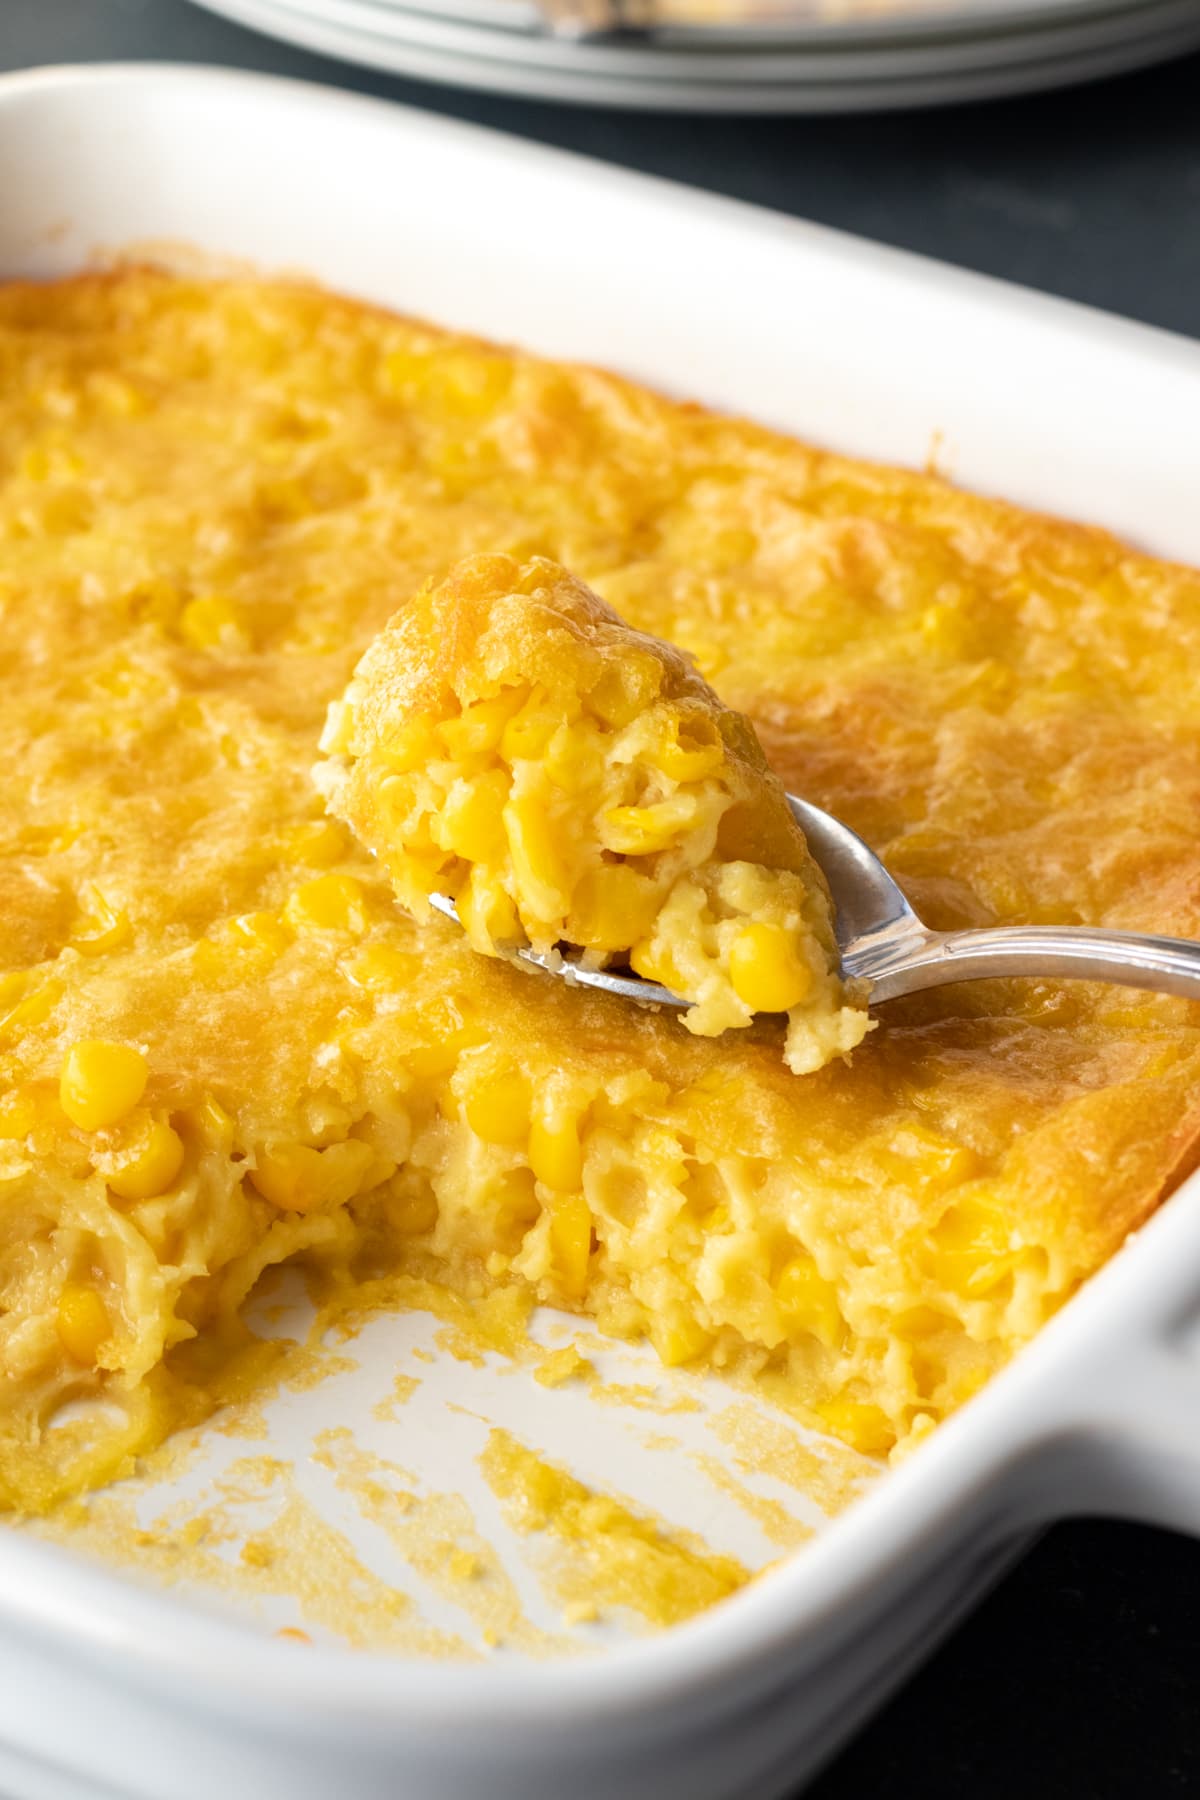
[4,5,1200,1795]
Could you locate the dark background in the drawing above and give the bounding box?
[5,4,1200,1794]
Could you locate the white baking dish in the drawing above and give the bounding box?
[3,61,1200,1800]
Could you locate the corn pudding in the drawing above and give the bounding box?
[315,552,869,1073]
[1,268,1199,1511]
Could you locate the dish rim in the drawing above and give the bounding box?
[1,56,1199,1736]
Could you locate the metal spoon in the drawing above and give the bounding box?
[430,793,1200,1007]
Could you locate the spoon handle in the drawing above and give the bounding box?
[867,924,1200,1004]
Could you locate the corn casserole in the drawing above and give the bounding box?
[1,268,1199,1513]
[314,551,869,1073]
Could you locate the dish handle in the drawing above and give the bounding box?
[1034,1333,1200,1539]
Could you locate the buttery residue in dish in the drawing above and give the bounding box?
[478,1428,749,1630]
[25,1270,879,1655]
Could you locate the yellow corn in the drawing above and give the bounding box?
[249,1139,376,1213]
[492,1167,541,1249]
[0,1085,51,1138]
[437,689,525,758]
[318,699,356,756]
[506,801,570,908]
[529,1110,584,1192]
[629,938,682,993]
[285,874,366,934]
[729,923,813,1014]
[89,372,146,417]
[649,718,725,783]
[179,593,250,652]
[286,819,347,867]
[500,690,561,761]
[653,1313,714,1368]
[816,1398,895,1458]
[776,1253,842,1349]
[437,771,509,863]
[60,1040,148,1131]
[585,656,661,730]
[0,979,64,1041]
[925,1194,1016,1296]
[346,945,414,990]
[108,1118,185,1201]
[465,1071,531,1147]
[228,911,292,957]
[71,889,132,957]
[601,796,698,857]
[198,1094,235,1147]
[56,1285,111,1365]
[569,865,660,953]
[883,1124,981,1195]
[379,719,438,775]
[458,872,521,952]
[548,1193,593,1299]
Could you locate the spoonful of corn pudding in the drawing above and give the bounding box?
[316,553,1200,1057]
[314,553,871,1075]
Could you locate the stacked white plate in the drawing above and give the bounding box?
[190,0,1200,109]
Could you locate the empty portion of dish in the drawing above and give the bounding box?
[314,551,870,1073]
[2,269,1200,1512]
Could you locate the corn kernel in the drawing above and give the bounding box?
[465,1071,531,1147]
[506,800,570,909]
[437,689,525,758]
[249,1139,376,1213]
[0,979,64,1041]
[458,872,522,952]
[601,796,699,857]
[347,945,414,990]
[883,1125,980,1195]
[569,865,660,953]
[926,1195,1016,1296]
[434,353,512,417]
[179,593,250,652]
[285,874,366,934]
[649,718,724,783]
[287,819,347,868]
[60,1040,148,1131]
[500,691,561,761]
[379,719,438,775]
[776,1254,842,1349]
[585,656,661,730]
[0,1091,36,1139]
[629,939,682,993]
[492,1167,541,1248]
[816,1398,895,1458]
[56,1285,111,1365]
[437,771,509,863]
[108,1118,185,1201]
[653,1313,714,1367]
[529,1111,584,1192]
[548,1193,593,1299]
[198,1095,235,1145]
[71,888,132,957]
[89,372,146,417]
[729,924,813,1014]
[228,911,292,958]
